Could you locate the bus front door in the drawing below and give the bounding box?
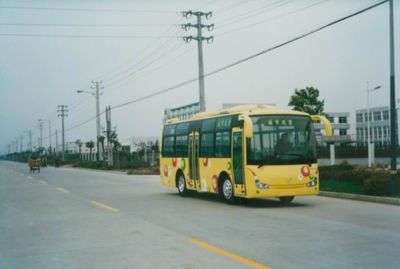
[232,128,246,196]
[188,131,200,190]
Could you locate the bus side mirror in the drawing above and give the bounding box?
[310,115,333,137]
[239,115,253,138]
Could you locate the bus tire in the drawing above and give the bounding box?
[279,196,294,204]
[220,176,235,203]
[176,172,189,197]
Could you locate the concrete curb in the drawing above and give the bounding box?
[319,191,400,206]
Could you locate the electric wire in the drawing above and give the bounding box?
[0,33,178,39]
[109,0,388,111]
[0,5,176,13]
[0,22,178,27]
[214,0,257,14]
[102,36,183,84]
[104,41,185,87]
[91,20,183,81]
[215,0,292,27]
[7,0,388,142]
[106,44,196,92]
[216,0,330,37]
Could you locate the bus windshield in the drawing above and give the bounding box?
[247,115,317,165]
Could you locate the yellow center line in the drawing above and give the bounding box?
[190,238,272,269]
[91,200,120,213]
[56,187,70,193]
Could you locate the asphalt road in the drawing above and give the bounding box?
[1,161,400,269]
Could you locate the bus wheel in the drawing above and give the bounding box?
[279,196,294,204]
[221,177,235,203]
[177,173,188,197]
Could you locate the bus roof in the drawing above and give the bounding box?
[166,104,310,124]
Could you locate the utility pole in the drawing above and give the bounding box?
[20,134,23,153]
[14,138,18,153]
[93,81,103,162]
[55,129,58,154]
[49,120,52,156]
[182,10,214,112]
[105,106,113,167]
[39,119,52,156]
[79,81,103,161]
[57,105,68,162]
[38,120,44,149]
[389,0,397,173]
[28,130,32,152]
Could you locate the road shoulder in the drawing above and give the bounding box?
[319,191,400,206]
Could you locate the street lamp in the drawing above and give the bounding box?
[77,82,103,161]
[366,83,381,167]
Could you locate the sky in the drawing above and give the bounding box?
[0,0,399,154]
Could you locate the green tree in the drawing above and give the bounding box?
[109,131,121,152]
[85,141,95,160]
[288,86,325,115]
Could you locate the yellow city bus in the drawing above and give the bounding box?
[160,105,332,203]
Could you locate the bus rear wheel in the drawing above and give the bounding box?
[279,196,294,204]
[220,177,235,203]
[177,173,189,197]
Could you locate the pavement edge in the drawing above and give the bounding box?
[319,191,400,206]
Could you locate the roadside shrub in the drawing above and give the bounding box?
[320,164,400,196]
[319,163,364,184]
[362,175,390,196]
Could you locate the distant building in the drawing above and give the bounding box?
[163,102,200,124]
[356,106,392,146]
[314,112,351,144]
[120,136,159,152]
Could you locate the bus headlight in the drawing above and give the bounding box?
[306,179,318,187]
[255,179,269,189]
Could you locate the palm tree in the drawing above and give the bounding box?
[109,130,121,151]
[85,141,95,161]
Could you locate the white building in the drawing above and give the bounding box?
[356,106,392,146]
[163,102,200,123]
[120,136,159,152]
[314,112,351,144]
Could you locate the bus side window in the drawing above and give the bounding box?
[175,123,189,157]
[162,125,176,157]
[200,119,216,157]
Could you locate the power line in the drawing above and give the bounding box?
[216,0,330,37]
[106,44,196,92]
[92,21,183,81]
[110,0,388,111]
[104,42,185,88]
[65,112,105,133]
[0,33,178,39]
[121,45,196,84]
[103,38,184,85]
[0,5,176,13]
[0,22,177,27]
[40,0,388,134]
[215,0,292,26]
[214,0,256,14]
[193,0,221,11]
